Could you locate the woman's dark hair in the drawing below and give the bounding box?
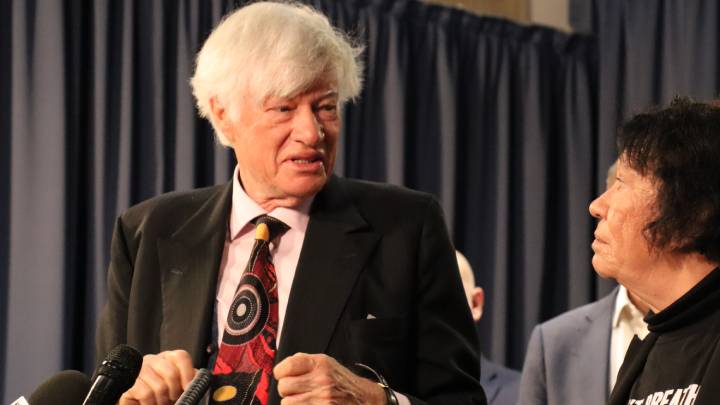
[618,96,720,263]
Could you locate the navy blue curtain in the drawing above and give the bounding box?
[1,0,598,401]
[570,0,720,189]
[0,0,11,401]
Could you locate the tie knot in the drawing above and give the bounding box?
[253,215,289,242]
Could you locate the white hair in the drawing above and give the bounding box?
[190,1,364,146]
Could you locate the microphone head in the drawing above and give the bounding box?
[29,370,91,405]
[95,344,143,383]
[87,344,143,404]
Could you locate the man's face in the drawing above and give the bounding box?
[589,158,659,286]
[220,83,340,208]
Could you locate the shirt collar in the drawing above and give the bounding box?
[229,166,313,240]
[612,285,645,328]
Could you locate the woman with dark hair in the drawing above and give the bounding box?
[590,97,720,405]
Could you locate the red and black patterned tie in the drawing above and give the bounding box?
[210,215,288,405]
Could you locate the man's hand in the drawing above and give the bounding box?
[274,353,387,405]
[119,349,196,405]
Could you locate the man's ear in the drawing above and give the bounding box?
[470,287,485,322]
[209,97,233,141]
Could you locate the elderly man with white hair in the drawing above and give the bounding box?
[96,2,486,405]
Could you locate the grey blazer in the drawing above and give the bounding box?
[517,288,618,405]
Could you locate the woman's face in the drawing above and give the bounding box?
[589,158,661,287]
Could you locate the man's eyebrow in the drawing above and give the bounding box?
[265,91,338,105]
[318,91,339,100]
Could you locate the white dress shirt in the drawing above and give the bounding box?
[216,167,312,346]
[609,285,649,392]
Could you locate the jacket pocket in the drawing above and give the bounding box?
[348,316,407,345]
[346,317,410,385]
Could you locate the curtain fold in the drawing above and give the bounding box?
[6,1,69,402]
[2,0,598,401]
[0,0,12,400]
[570,0,720,189]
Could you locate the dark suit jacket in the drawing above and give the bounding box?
[517,289,618,405]
[96,175,487,404]
[480,357,519,405]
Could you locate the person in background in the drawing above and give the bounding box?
[517,162,650,405]
[96,2,486,404]
[597,98,720,405]
[456,251,520,405]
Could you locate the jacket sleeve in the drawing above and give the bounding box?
[518,325,548,405]
[405,197,487,405]
[95,215,133,363]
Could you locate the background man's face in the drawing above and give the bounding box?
[227,83,340,204]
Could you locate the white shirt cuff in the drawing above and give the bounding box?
[395,391,411,405]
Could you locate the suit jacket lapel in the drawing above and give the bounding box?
[577,288,617,403]
[157,183,232,366]
[276,176,379,361]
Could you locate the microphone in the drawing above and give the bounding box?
[25,369,91,405]
[83,344,143,405]
[175,368,211,405]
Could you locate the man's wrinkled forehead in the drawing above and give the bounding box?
[263,89,339,105]
[249,80,339,107]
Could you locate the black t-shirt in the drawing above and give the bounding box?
[608,268,720,405]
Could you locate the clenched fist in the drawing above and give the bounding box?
[119,349,196,405]
[274,353,387,405]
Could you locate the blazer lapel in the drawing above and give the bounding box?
[276,176,379,361]
[157,183,232,366]
[576,288,618,403]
